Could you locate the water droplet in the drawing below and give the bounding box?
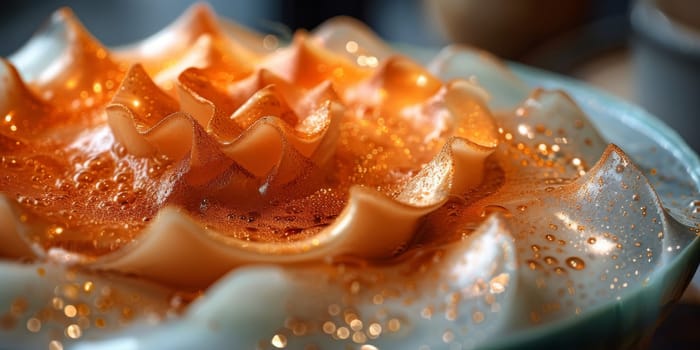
[689,200,700,213]
[65,324,82,339]
[472,310,485,323]
[566,257,586,270]
[554,267,568,275]
[549,224,558,230]
[545,234,556,242]
[615,164,625,173]
[2,156,23,169]
[337,326,350,339]
[26,318,41,332]
[543,256,558,265]
[47,225,65,236]
[387,318,401,332]
[526,259,541,270]
[442,330,455,343]
[587,237,597,244]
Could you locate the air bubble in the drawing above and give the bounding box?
[114,171,133,184]
[114,191,135,205]
[74,171,96,183]
[94,180,112,191]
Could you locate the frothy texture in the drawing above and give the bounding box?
[0,4,698,350]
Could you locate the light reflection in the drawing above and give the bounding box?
[452,232,503,297]
[517,124,534,139]
[345,40,358,53]
[489,273,509,294]
[416,74,427,87]
[555,212,616,255]
[356,55,378,67]
[554,211,580,231]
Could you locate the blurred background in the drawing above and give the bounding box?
[0,0,698,347]
[0,0,631,66]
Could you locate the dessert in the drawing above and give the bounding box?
[1,4,699,349]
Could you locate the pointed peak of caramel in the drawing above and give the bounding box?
[345,55,442,110]
[115,2,229,74]
[497,89,607,178]
[231,85,298,131]
[110,64,179,129]
[177,3,224,37]
[0,59,51,139]
[312,16,393,61]
[151,32,257,93]
[228,69,297,105]
[260,33,371,90]
[176,67,243,139]
[11,7,123,108]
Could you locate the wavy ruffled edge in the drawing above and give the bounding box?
[0,128,495,289]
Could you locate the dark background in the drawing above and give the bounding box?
[0,0,629,65]
[0,0,444,57]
